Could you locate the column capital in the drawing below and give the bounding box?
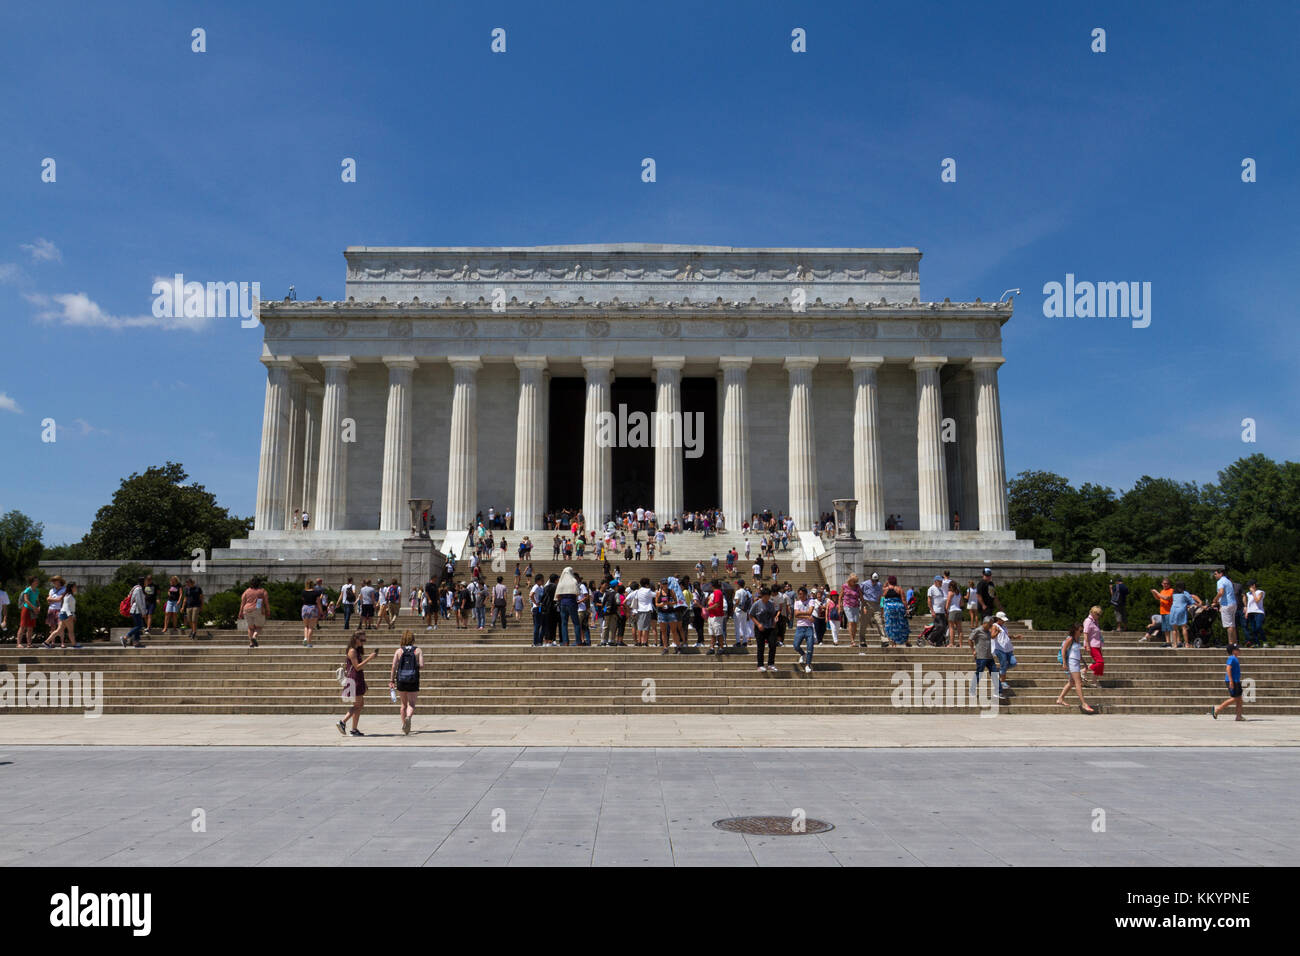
[514,356,549,371]
[784,356,819,372]
[718,356,752,371]
[582,356,615,382]
[317,356,356,371]
[382,356,420,372]
[910,356,948,372]
[447,355,483,371]
[968,356,1006,371]
[848,356,885,371]
[651,355,686,371]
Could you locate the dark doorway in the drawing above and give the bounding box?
[546,377,584,512]
[610,378,654,513]
[681,377,718,510]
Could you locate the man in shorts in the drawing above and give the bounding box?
[183,578,204,638]
[1211,644,1245,721]
[1213,569,1239,645]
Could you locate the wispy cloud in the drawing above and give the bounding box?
[0,263,22,284]
[0,392,21,414]
[26,291,208,332]
[21,238,62,262]
[69,417,107,436]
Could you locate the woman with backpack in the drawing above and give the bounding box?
[389,629,423,735]
[337,631,377,736]
[1055,622,1097,714]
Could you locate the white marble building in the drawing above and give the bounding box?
[225,244,1049,561]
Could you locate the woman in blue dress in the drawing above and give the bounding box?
[1168,582,1202,649]
[882,575,909,646]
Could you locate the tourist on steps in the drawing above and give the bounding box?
[237,577,269,649]
[1055,622,1097,714]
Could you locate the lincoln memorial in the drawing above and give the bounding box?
[219,244,1049,562]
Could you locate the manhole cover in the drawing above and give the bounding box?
[712,815,834,835]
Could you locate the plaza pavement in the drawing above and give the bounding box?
[0,745,1295,866]
[2,713,1297,747]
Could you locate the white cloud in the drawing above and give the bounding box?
[0,263,21,284]
[70,418,106,436]
[21,238,61,262]
[26,291,209,332]
[0,392,21,414]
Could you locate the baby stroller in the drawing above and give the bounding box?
[1188,604,1218,648]
[917,621,948,647]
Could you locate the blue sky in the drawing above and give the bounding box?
[2,0,1297,544]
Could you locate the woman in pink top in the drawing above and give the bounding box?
[841,574,862,646]
[1083,605,1105,682]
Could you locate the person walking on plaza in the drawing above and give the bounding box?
[792,586,816,673]
[1109,575,1129,631]
[1244,581,1265,647]
[969,616,1004,701]
[1210,644,1245,721]
[237,577,269,648]
[1056,622,1097,713]
[337,631,376,736]
[389,629,423,735]
[1083,606,1105,684]
[46,581,79,648]
[1213,569,1239,645]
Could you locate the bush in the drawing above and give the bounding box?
[999,566,1293,644]
[201,591,241,629]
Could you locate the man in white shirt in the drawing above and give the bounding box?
[636,507,645,529]
[1213,569,1238,644]
[633,579,656,645]
[733,579,753,647]
[927,574,948,646]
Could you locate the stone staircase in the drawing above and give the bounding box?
[2,623,1292,716]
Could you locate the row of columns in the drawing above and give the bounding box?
[252,354,1009,534]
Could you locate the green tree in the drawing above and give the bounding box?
[1202,455,1300,568]
[78,462,251,560]
[1104,476,1210,563]
[0,510,44,588]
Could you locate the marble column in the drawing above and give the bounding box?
[971,357,1009,532]
[300,384,323,521]
[513,357,548,531]
[313,357,355,532]
[912,357,950,532]
[253,358,295,532]
[652,356,685,523]
[445,357,482,532]
[283,373,309,529]
[719,357,752,530]
[379,357,418,532]
[785,357,819,531]
[849,357,885,532]
[581,357,614,528]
